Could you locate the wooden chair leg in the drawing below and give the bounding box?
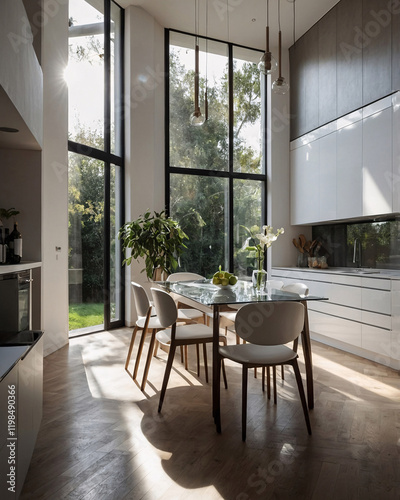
[180,345,184,363]
[184,345,188,370]
[221,359,228,389]
[196,344,200,376]
[261,367,265,392]
[158,344,177,413]
[203,343,209,383]
[125,325,139,371]
[273,366,277,405]
[133,328,146,380]
[291,360,312,435]
[267,367,271,400]
[141,330,157,391]
[281,365,285,380]
[153,340,159,357]
[242,366,248,441]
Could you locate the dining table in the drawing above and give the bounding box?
[156,278,328,433]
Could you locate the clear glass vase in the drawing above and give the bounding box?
[252,269,268,294]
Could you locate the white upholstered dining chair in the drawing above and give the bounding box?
[218,301,312,441]
[151,287,228,413]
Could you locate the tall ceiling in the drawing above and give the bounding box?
[117,0,340,50]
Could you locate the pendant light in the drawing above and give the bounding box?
[258,0,277,75]
[190,0,205,126]
[204,0,209,121]
[272,0,290,95]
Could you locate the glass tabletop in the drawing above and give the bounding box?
[156,279,327,306]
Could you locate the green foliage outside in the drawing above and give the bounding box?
[69,303,104,331]
[169,43,265,278]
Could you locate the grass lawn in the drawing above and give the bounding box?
[69,303,104,331]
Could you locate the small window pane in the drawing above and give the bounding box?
[233,47,264,174]
[170,174,229,277]
[169,32,229,171]
[233,179,264,279]
[68,0,105,149]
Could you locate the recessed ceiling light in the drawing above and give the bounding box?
[0,127,19,133]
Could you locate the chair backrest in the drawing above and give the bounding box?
[166,272,205,282]
[150,288,178,328]
[235,302,305,346]
[267,280,284,290]
[131,282,151,317]
[281,282,309,297]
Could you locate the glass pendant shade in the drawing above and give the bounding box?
[190,40,204,126]
[258,51,277,75]
[190,108,205,126]
[272,76,289,94]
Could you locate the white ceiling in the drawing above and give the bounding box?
[117,0,340,50]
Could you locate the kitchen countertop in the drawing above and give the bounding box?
[0,345,30,380]
[0,331,43,381]
[273,266,400,279]
[0,261,42,275]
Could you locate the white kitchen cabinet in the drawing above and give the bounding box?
[271,267,398,369]
[393,92,400,212]
[290,95,397,224]
[290,138,320,225]
[319,132,337,221]
[362,102,392,216]
[336,114,363,219]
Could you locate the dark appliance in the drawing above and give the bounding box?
[0,270,31,332]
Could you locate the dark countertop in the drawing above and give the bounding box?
[0,346,30,381]
[0,331,43,381]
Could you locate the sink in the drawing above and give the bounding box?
[340,268,379,274]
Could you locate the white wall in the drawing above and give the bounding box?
[41,0,69,355]
[124,6,165,325]
[267,51,311,273]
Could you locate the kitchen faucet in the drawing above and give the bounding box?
[353,238,362,267]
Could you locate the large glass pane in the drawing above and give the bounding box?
[67,0,105,149]
[68,152,105,333]
[169,32,229,171]
[110,1,122,156]
[170,174,229,277]
[233,47,264,174]
[110,164,122,322]
[233,179,264,278]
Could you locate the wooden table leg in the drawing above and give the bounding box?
[212,305,221,433]
[301,301,314,409]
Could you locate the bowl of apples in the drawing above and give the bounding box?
[212,266,238,288]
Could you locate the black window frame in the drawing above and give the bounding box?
[68,0,125,333]
[165,28,268,273]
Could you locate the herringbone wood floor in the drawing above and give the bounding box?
[21,327,400,499]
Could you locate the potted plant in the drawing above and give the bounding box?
[118,210,188,280]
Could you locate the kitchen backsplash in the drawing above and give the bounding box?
[312,218,400,270]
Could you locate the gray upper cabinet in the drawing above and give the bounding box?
[362,0,392,105]
[290,0,396,140]
[289,37,306,140]
[392,2,400,91]
[304,27,320,133]
[319,7,337,126]
[336,0,363,117]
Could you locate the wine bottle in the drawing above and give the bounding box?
[8,223,22,264]
[4,228,10,263]
[0,228,4,264]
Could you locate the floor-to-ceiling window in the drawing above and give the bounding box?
[167,30,266,278]
[67,0,124,334]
